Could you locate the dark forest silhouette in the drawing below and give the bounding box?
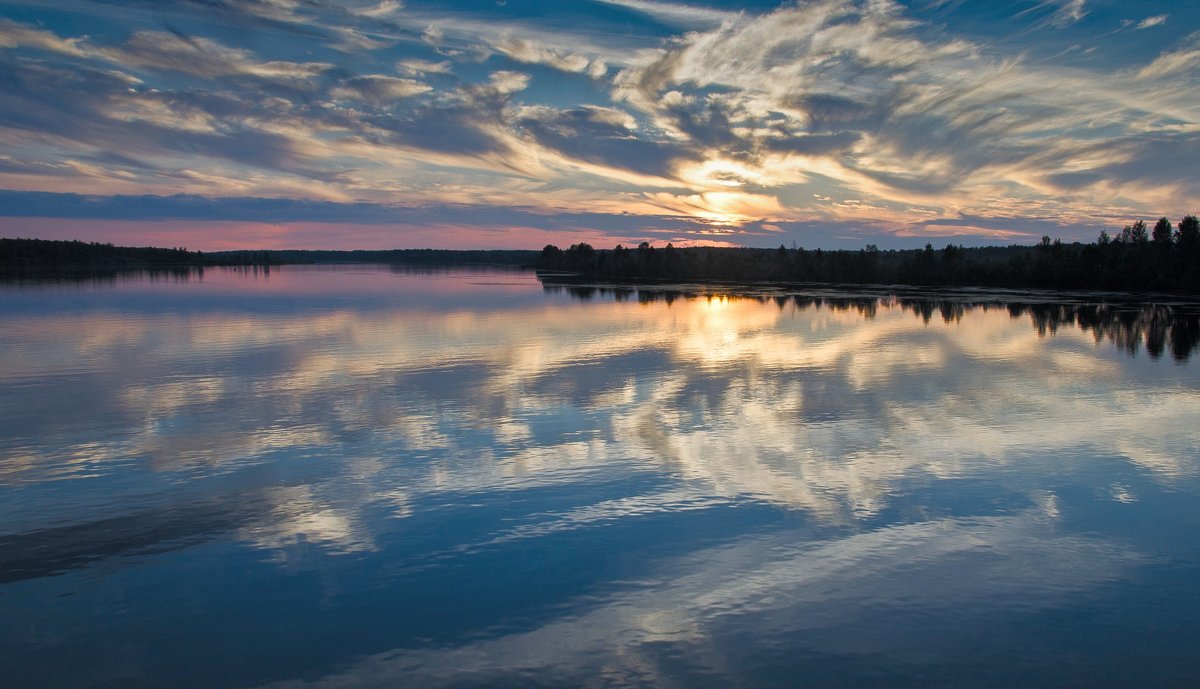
[0,239,538,274]
[0,238,215,272]
[0,238,288,275]
[538,215,1200,294]
[9,215,1199,291]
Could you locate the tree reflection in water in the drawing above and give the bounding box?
[543,282,1200,361]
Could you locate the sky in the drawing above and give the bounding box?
[0,0,1198,250]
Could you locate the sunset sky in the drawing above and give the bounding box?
[1,0,1198,250]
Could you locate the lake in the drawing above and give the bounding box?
[2,265,1199,688]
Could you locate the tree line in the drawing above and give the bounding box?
[0,239,540,273]
[537,215,1200,293]
[0,238,291,274]
[0,238,211,270]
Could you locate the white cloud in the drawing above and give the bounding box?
[329,75,432,102]
[593,0,740,28]
[113,32,333,82]
[609,0,1200,219]
[1135,14,1168,30]
[0,18,88,56]
[396,58,452,75]
[0,22,334,84]
[493,36,604,76]
[1050,0,1088,27]
[2,1,1197,237]
[488,70,531,94]
[1138,48,1200,79]
[357,0,404,19]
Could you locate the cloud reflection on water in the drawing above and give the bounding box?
[255,512,1146,689]
[1,269,1199,687]
[2,274,1197,536]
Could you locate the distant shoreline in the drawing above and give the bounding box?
[0,238,539,273]
[537,217,1200,295]
[6,219,1200,294]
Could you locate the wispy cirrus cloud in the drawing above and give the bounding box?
[1137,46,1200,79]
[1050,0,1088,27]
[1136,14,1168,30]
[493,36,608,77]
[609,1,1200,222]
[592,0,740,28]
[0,19,336,84]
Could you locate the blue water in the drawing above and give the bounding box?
[2,266,1198,688]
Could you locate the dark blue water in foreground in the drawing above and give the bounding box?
[2,266,1199,688]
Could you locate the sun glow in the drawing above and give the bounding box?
[644,190,785,227]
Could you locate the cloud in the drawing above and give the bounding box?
[329,75,432,103]
[487,69,530,94]
[396,58,452,75]
[0,57,345,187]
[1044,131,1200,203]
[0,20,335,84]
[1135,14,1168,30]
[109,31,335,82]
[0,18,88,56]
[1050,0,1088,27]
[0,190,725,243]
[610,0,1199,219]
[515,105,695,179]
[644,190,784,225]
[592,0,740,28]
[493,36,606,77]
[358,0,404,19]
[0,21,541,193]
[614,1,1000,199]
[1,2,1197,248]
[81,0,425,53]
[1138,47,1200,79]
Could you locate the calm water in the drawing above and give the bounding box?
[2,266,1199,689]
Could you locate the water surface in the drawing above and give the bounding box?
[2,266,1199,688]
